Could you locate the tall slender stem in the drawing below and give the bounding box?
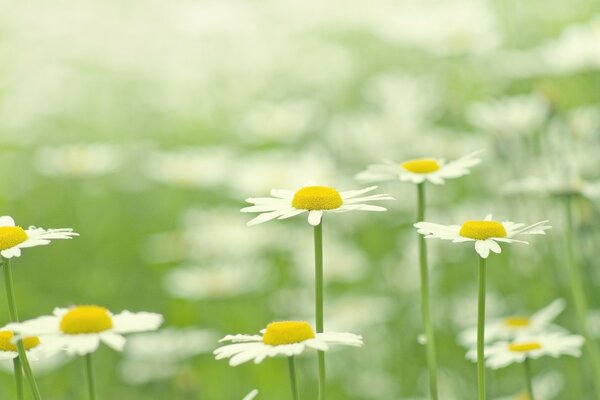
[477,256,486,400]
[313,222,325,400]
[2,257,42,400]
[564,197,600,397]
[13,357,23,400]
[523,358,535,400]
[288,356,299,400]
[416,183,438,400]
[85,354,96,400]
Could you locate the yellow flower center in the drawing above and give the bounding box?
[60,306,113,334]
[0,331,40,352]
[0,226,28,251]
[262,321,316,346]
[401,158,440,174]
[459,221,507,240]
[292,186,343,210]
[508,341,542,352]
[504,317,530,329]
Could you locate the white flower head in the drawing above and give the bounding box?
[0,216,79,259]
[0,328,56,362]
[241,184,393,226]
[356,151,482,185]
[214,321,363,366]
[459,299,567,346]
[8,306,163,356]
[467,333,584,369]
[414,214,551,258]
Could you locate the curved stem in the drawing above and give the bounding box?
[288,356,299,400]
[524,358,535,400]
[313,222,326,400]
[2,257,42,400]
[564,197,600,396]
[477,256,486,400]
[85,354,96,400]
[417,183,438,400]
[13,357,23,400]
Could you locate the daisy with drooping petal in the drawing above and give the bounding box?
[415,214,551,259]
[215,321,362,400]
[459,299,566,346]
[9,306,163,400]
[241,184,393,226]
[356,151,482,185]
[0,216,78,259]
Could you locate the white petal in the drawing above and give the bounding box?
[308,210,323,226]
[242,390,259,400]
[111,311,163,334]
[475,241,490,259]
[0,351,18,360]
[100,332,126,351]
[1,247,21,258]
[0,216,16,227]
[340,186,378,199]
[64,335,101,356]
[486,239,502,254]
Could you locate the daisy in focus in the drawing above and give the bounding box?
[414,214,551,258]
[8,306,163,356]
[355,151,482,185]
[214,321,363,366]
[0,216,79,259]
[467,332,584,369]
[459,299,567,346]
[241,184,393,226]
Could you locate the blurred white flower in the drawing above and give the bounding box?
[35,144,121,177]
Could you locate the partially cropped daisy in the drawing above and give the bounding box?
[467,333,584,369]
[0,216,78,259]
[8,306,163,356]
[214,321,363,366]
[356,151,482,185]
[459,299,567,346]
[0,329,53,362]
[241,185,393,226]
[415,214,551,258]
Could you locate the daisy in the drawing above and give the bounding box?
[0,329,55,362]
[355,151,482,185]
[459,299,567,346]
[467,333,584,369]
[0,216,78,259]
[8,306,163,356]
[214,321,363,367]
[414,214,552,259]
[241,185,393,226]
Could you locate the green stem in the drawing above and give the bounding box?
[564,197,600,397]
[477,256,486,400]
[13,357,23,400]
[417,183,438,400]
[524,358,535,400]
[85,354,96,400]
[2,257,42,400]
[288,356,299,400]
[313,222,325,400]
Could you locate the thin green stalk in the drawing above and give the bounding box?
[477,256,486,400]
[288,356,299,400]
[523,358,535,400]
[85,354,96,400]
[564,197,600,397]
[2,257,42,400]
[416,183,438,400]
[313,222,325,400]
[13,357,23,400]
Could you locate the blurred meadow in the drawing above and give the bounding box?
[1,0,600,399]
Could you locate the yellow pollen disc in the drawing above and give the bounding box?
[508,341,542,352]
[262,321,316,346]
[60,305,113,334]
[291,186,343,210]
[401,158,440,174]
[504,317,530,328]
[0,226,28,251]
[0,331,40,352]
[459,221,507,240]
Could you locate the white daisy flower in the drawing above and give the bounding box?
[214,321,363,366]
[459,299,566,346]
[241,185,393,226]
[414,214,551,259]
[356,151,482,185]
[0,329,55,362]
[8,306,163,356]
[467,333,584,369]
[0,216,79,259]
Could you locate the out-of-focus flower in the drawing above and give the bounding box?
[494,370,564,400]
[415,214,551,259]
[35,144,122,178]
[0,330,51,362]
[214,321,362,366]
